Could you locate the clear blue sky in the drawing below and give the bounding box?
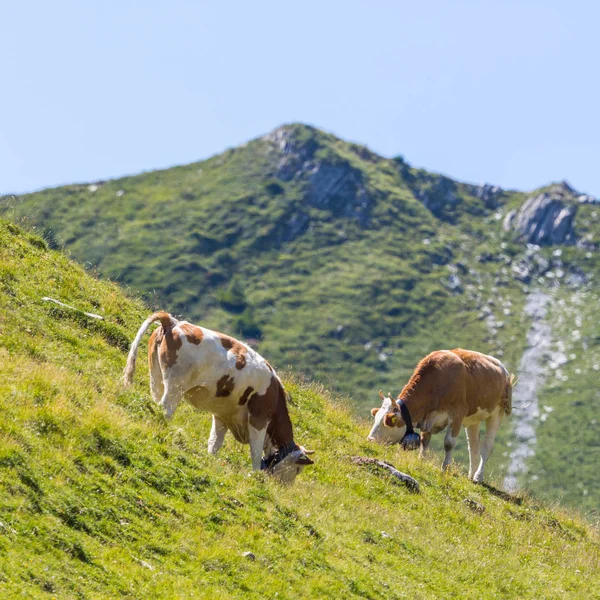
[1,1,598,195]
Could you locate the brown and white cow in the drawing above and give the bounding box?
[123,312,314,482]
[368,348,514,483]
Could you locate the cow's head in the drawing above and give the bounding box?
[268,444,315,484]
[367,390,409,446]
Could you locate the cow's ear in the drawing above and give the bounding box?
[370,407,379,417]
[295,454,314,466]
[383,413,397,427]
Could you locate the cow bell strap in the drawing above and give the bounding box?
[260,440,296,471]
[398,399,414,433]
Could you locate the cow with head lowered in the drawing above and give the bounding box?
[124,312,314,482]
[368,348,515,483]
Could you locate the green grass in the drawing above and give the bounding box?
[1,219,599,598]
[2,124,600,517]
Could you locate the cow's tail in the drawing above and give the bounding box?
[502,372,518,416]
[123,311,178,386]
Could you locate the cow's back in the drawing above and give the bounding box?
[402,350,468,412]
[451,348,506,415]
[150,321,274,408]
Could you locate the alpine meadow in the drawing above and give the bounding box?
[1,124,600,597]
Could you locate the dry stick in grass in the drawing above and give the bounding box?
[42,297,104,320]
[352,457,420,493]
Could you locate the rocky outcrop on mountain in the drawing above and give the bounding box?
[399,162,504,219]
[304,161,373,225]
[471,183,503,209]
[503,182,578,245]
[265,125,374,226]
[265,125,320,181]
[408,174,460,222]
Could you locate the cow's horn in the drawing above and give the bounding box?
[379,390,385,400]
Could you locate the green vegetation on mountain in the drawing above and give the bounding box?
[0,219,598,598]
[3,124,600,516]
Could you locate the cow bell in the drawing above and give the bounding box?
[400,431,421,451]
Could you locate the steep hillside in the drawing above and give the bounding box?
[2,125,600,515]
[0,219,598,598]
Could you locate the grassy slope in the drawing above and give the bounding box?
[1,220,599,599]
[3,124,600,516]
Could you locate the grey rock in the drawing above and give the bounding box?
[305,161,373,226]
[464,498,485,513]
[266,126,320,182]
[511,262,532,283]
[414,176,460,220]
[505,192,577,245]
[503,209,517,231]
[565,269,588,288]
[577,193,599,204]
[444,273,462,293]
[266,125,375,227]
[473,183,503,208]
[505,182,582,246]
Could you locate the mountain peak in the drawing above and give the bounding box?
[263,123,322,150]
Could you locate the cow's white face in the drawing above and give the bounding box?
[367,393,406,445]
[270,447,315,483]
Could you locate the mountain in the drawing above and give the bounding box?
[0,218,598,597]
[3,124,600,515]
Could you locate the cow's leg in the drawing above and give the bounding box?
[248,424,267,470]
[208,416,228,456]
[247,391,275,471]
[247,403,268,470]
[158,382,182,420]
[465,423,481,480]
[149,360,164,404]
[442,419,462,470]
[419,431,432,458]
[473,408,503,483]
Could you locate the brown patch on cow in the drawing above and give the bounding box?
[146,315,182,369]
[383,413,400,428]
[238,386,254,406]
[400,352,446,397]
[157,326,182,368]
[151,311,177,330]
[218,333,247,370]
[247,376,293,447]
[265,360,274,373]
[154,322,202,369]
[179,322,203,345]
[216,374,235,397]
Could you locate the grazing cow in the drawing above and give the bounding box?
[123,312,314,482]
[367,349,514,483]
